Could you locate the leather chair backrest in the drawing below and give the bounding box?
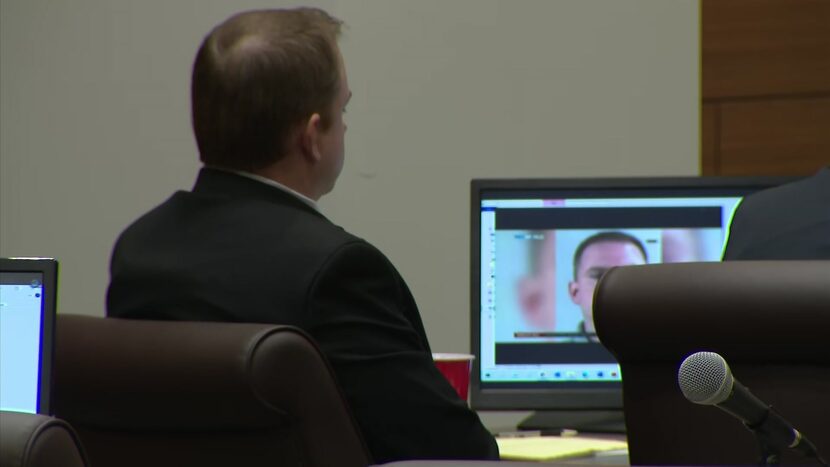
[594,261,830,466]
[53,314,371,467]
[0,411,89,467]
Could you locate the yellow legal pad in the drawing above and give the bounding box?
[496,435,628,461]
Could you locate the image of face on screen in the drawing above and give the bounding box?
[497,227,722,343]
[662,228,707,262]
[568,232,648,336]
[510,230,651,338]
[516,231,558,330]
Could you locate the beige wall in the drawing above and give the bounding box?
[1,1,698,426]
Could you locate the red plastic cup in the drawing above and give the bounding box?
[433,353,475,402]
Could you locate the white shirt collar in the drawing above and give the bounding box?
[219,168,319,211]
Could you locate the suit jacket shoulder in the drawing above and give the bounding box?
[108,168,361,323]
[723,167,830,260]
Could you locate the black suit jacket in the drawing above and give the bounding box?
[723,166,830,260]
[107,168,499,463]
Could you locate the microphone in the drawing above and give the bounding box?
[677,351,823,462]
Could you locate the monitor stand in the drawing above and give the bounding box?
[517,410,626,434]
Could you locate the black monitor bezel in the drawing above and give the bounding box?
[469,176,796,412]
[0,257,59,415]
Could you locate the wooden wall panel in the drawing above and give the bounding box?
[718,98,830,176]
[702,0,830,99]
[700,103,718,174]
[701,0,830,176]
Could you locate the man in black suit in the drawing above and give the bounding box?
[106,8,498,463]
[723,166,830,260]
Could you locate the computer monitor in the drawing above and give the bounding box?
[0,257,58,414]
[469,176,794,433]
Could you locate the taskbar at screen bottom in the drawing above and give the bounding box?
[479,379,622,389]
[481,363,621,385]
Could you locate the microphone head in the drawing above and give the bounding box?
[678,351,734,405]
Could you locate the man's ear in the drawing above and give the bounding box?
[300,113,323,162]
[568,281,579,302]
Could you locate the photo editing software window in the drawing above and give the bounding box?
[0,272,45,414]
[478,193,743,389]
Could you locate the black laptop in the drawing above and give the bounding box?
[0,257,59,414]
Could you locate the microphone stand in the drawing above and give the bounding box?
[754,436,780,467]
[746,407,827,467]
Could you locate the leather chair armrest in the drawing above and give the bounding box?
[0,411,88,467]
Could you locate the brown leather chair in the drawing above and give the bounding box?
[0,411,89,467]
[593,261,830,466]
[53,314,371,467]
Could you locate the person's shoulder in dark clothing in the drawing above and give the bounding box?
[723,166,830,260]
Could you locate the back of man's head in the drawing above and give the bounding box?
[191,8,343,172]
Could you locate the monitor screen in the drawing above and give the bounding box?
[0,258,58,415]
[469,176,792,432]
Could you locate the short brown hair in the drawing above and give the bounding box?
[572,231,648,278]
[191,8,343,171]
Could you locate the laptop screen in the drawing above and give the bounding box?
[0,258,58,414]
